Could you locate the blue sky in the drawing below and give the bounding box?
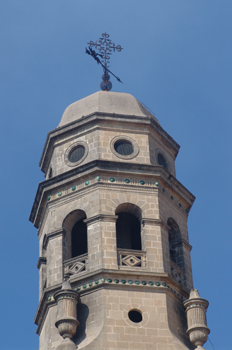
[0,1,231,349]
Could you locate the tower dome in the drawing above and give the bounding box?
[58,91,159,127]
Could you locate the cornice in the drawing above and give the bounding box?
[37,257,47,269]
[84,214,118,226]
[34,267,190,333]
[142,218,169,230]
[46,229,64,240]
[30,160,195,228]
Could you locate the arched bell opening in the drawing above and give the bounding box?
[168,217,185,285]
[62,210,87,262]
[71,218,87,258]
[115,203,145,269]
[115,203,142,250]
[116,212,141,250]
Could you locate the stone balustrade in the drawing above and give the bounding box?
[117,248,146,268]
[64,253,88,276]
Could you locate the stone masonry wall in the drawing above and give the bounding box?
[39,287,193,350]
[38,183,192,291]
[48,122,176,178]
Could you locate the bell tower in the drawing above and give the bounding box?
[30,91,210,350]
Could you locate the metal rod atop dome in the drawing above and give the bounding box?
[86,32,123,91]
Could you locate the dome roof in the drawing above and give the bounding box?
[58,91,159,127]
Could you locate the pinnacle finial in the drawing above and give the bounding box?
[183,289,210,350]
[62,275,71,290]
[86,32,123,91]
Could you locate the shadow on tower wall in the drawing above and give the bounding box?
[73,299,89,346]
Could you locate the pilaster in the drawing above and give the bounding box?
[142,218,167,272]
[46,230,64,288]
[85,215,118,271]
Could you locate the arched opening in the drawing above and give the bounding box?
[157,153,168,170]
[168,218,184,271]
[62,210,87,261]
[116,212,141,250]
[115,203,142,251]
[71,218,87,258]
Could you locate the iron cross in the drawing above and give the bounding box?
[86,32,123,91]
[87,32,123,70]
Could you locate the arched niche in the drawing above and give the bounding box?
[115,203,142,251]
[167,218,185,271]
[62,210,87,260]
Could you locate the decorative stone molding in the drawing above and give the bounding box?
[183,289,210,350]
[37,257,47,269]
[54,278,80,350]
[35,271,189,333]
[30,160,195,227]
[64,254,88,276]
[47,229,64,240]
[117,249,146,268]
[84,214,118,226]
[51,276,186,302]
[142,218,169,230]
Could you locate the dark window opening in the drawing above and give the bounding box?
[168,218,184,271]
[48,167,53,178]
[69,145,85,163]
[71,219,87,258]
[157,153,168,169]
[116,212,141,250]
[128,310,142,323]
[114,140,134,156]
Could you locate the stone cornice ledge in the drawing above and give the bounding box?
[37,257,47,269]
[34,267,190,333]
[84,214,118,226]
[46,229,64,240]
[142,218,169,230]
[30,160,195,226]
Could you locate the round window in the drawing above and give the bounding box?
[157,153,168,169]
[114,140,134,156]
[68,145,85,163]
[110,136,139,160]
[128,310,143,323]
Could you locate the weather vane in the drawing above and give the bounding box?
[86,32,123,91]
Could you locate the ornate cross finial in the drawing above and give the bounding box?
[86,32,123,91]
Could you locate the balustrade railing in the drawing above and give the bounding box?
[64,253,88,276]
[117,249,146,268]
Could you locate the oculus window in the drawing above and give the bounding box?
[69,145,85,163]
[64,141,88,167]
[111,136,139,160]
[114,140,134,156]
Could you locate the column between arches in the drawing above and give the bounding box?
[84,214,118,271]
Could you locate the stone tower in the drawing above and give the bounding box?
[30,91,210,350]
